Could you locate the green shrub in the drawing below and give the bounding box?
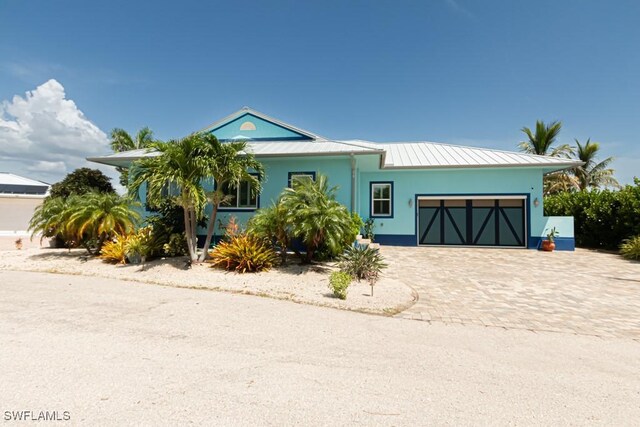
[620,235,640,261]
[162,233,187,257]
[339,244,387,284]
[247,202,290,263]
[329,271,351,300]
[544,178,640,249]
[145,200,207,256]
[208,233,279,273]
[363,218,375,241]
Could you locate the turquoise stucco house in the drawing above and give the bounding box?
[89,107,581,250]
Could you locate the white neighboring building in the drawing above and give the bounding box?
[0,173,50,237]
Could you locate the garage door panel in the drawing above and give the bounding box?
[418,197,526,248]
[444,207,466,245]
[472,207,496,245]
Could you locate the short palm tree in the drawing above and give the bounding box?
[28,197,74,246]
[573,138,620,190]
[519,120,572,157]
[247,201,291,263]
[128,135,212,262]
[110,127,156,187]
[280,175,352,263]
[199,133,264,262]
[66,193,140,255]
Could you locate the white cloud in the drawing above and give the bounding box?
[0,79,121,190]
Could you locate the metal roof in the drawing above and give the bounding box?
[378,141,582,169]
[87,140,581,171]
[86,108,581,172]
[247,140,384,157]
[87,140,383,166]
[0,173,49,187]
[0,173,50,195]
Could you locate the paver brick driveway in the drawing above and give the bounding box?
[384,246,640,339]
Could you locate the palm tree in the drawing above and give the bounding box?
[519,120,572,157]
[110,127,156,187]
[66,193,140,255]
[280,175,352,263]
[28,197,74,247]
[129,134,212,262]
[573,139,619,190]
[198,133,264,262]
[248,201,291,264]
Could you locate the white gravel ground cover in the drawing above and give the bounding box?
[0,248,416,314]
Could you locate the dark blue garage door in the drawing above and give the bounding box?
[418,198,526,247]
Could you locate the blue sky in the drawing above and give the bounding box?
[0,0,638,185]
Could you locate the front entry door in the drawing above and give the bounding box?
[418,197,526,247]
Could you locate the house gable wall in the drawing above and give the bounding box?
[208,113,313,141]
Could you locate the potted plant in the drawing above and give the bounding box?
[541,227,559,252]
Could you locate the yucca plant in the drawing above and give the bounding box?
[339,245,387,283]
[620,236,640,261]
[208,233,279,273]
[100,235,130,264]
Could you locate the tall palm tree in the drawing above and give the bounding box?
[519,120,572,157]
[128,135,211,262]
[66,193,140,255]
[573,139,619,190]
[110,127,156,187]
[198,133,264,262]
[280,175,352,263]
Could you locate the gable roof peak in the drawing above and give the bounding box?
[199,107,326,141]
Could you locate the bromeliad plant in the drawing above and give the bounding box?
[620,235,640,261]
[207,232,279,273]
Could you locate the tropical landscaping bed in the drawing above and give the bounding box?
[0,247,416,315]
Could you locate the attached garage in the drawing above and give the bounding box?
[417,196,527,248]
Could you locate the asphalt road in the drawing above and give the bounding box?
[1,271,638,426]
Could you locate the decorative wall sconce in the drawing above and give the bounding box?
[533,198,540,208]
[408,198,413,207]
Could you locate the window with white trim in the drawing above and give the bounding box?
[288,171,316,187]
[371,182,392,217]
[220,179,258,209]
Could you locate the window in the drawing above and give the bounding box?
[288,171,316,187]
[371,182,393,217]
[220,178,258,209]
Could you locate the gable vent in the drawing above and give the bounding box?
[239,121,256,131]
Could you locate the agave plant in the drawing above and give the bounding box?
[338,244,387,284]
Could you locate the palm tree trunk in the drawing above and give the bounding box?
[199,203,219,262]
[183,207,197,262]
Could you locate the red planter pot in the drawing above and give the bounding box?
[541,240,556,252]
